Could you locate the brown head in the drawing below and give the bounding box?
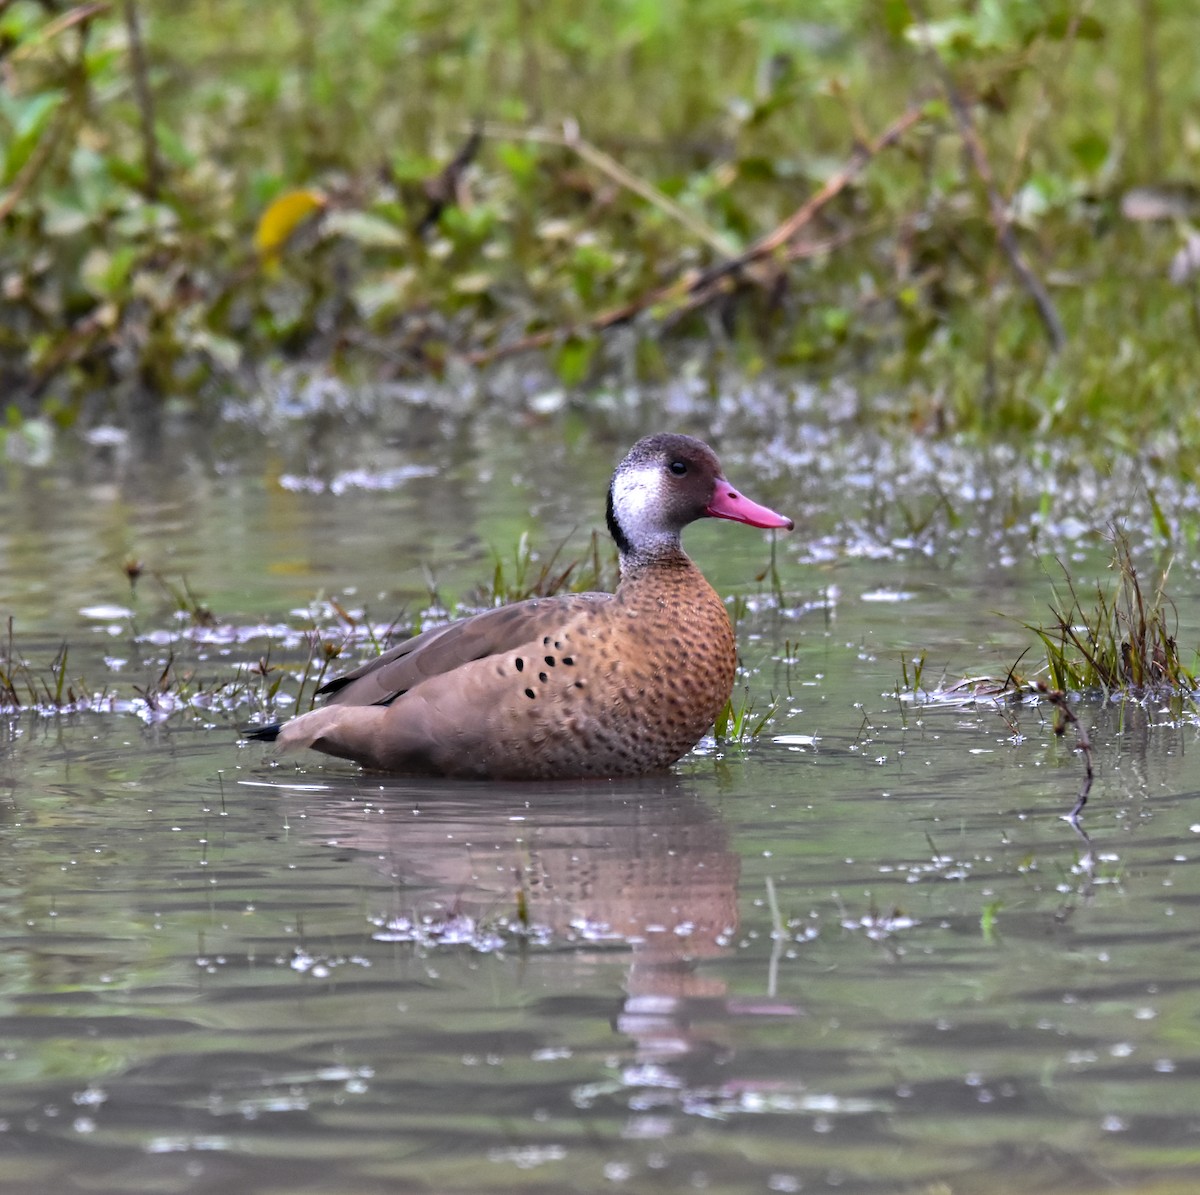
[605,434,793,570]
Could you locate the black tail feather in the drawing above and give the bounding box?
[243,722,282,742]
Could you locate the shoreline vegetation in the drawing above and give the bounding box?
[0,2,1197,460]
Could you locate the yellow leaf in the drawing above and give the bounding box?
[254,188,327,269]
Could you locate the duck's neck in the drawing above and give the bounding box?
[607,487,691,580]
[616,541,696,583]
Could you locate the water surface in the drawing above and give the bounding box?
[3,388,1200,1193]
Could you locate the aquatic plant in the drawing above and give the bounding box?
[0,619,110,711]
[715,686,779,742]
[900,528,1200,708]
[469,530,618,607]
[1023,680,1094,822]
[897,651,928,697]
[2,539,786,747]
[894,528,1199,822]
[1026,530,1197,694]
[151,573,217,629]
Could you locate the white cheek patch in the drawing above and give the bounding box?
[611,464,667,545]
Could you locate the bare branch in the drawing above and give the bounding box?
[123,0,162,200]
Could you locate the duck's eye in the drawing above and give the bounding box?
[668,460,688,476]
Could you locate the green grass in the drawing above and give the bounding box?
[715,686,779,741]
[469,530,618,606]
[900,529,1200,708]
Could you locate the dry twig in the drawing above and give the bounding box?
[1037,681,1094,823]
[123,0,161,199]
[418,126,483,236]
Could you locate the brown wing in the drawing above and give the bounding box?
[318,592,611,708]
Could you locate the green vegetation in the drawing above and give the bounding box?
[1026,530,1197,694]
[716,686,779,741]
[0,618,85,708]
[2,1,1198,461]
[467,530,617,607]
[896,527,1199,706]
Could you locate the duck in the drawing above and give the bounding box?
[244,433,792,779]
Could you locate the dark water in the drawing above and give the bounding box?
[3,392,1200,1193]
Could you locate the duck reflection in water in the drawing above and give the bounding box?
[283,774,799,1086]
